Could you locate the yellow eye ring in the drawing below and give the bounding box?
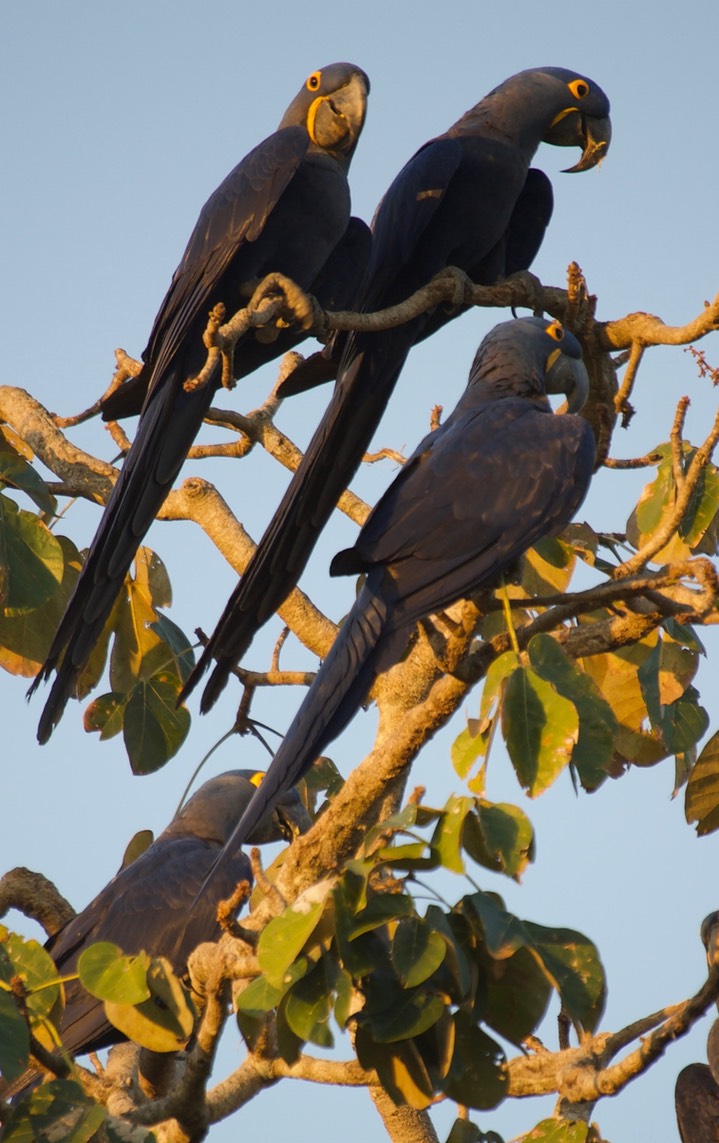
[568,78,590,99]
[546,320,565,341]
[306,71,322,92]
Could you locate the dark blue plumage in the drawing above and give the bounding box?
[33,64,369,742]
[188,66,610,710]
[11,771,309,1094]
[203,317,596,891]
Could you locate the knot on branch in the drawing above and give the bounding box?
[430,266,475,308]
[248,272,323,335]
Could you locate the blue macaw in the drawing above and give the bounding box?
[187,66,610,711]
[33,64,369,742]
[202,316,596,890]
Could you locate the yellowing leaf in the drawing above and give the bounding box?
[104,956,195,1051]
[522,535,576,596]
[501,666,579,796]
[686,730,719,835]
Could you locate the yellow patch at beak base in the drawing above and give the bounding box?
[306,95,326,144]
[546,348,562,371]
[550,107,578,128]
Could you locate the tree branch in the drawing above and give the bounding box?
[506,966,719,1105]
[0,867,75,936]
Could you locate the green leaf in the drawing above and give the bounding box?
[463,800,535,881]
[444,1121,482,1143]
[462,894,605,1032]
[563,521,599,565]
[658,685,709,754]
[235,973,288,1015]
[104,956,195,1050]
[142,548,172,608]
[391,917,447,989]
[482,945,552,1044]
[149,614,196,683]
[628,446,673,545]
[283,960,334,1047]
[1,1079,106,1142]
[452,722,490,780]
[442,1010,507,1110]
[523,1119,589,1142]
[334,967,354,1029]
[355,1024,434,1109]
[364,988,446,1043]
[0,494,64,613]
[445,1120,505,1143]
[363,802,420,847]
[524,922,606,1033]
[257,882,332,988]
[121,670,191,774]
[120,829,154,870]
[425,906,473,1002]
[527,634,617,792]
[78,944,150,1004]
[432,794,474,874]
[109,548,170,693]
[480,650,520,721]
[682,455,719,549]
[638,637,698,725]
[339,860,373,915]
[83,691,126,741]
[375,840,439,872]
[2,933,63,1026]
[275,993,305,1064]
[462,892,527,961]
[346,892,415,939]
[0,427,57,517]
[501,666,578,796]
[686,730,719,835]
[627,443,719,562]
[0,987,30,1082]
[522,534,576,595]
[663,616,706,655]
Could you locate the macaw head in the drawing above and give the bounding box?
[279,63,370,163]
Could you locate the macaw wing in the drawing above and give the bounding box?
[141,126,309,389]
[47,838,249,1056]
[338,400,594,627]
[503,167,554,276]
[362,136,463,309]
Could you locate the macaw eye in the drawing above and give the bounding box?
[306,71,322,92]
[546,321,565,341]
[568,78,590,99]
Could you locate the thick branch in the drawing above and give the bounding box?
[0,867,75,936]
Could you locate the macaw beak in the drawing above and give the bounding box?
[545,352,590,414]
[308,71,369,152]
[563,114,612,173]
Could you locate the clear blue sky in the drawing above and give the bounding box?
[2,3,719,1141]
